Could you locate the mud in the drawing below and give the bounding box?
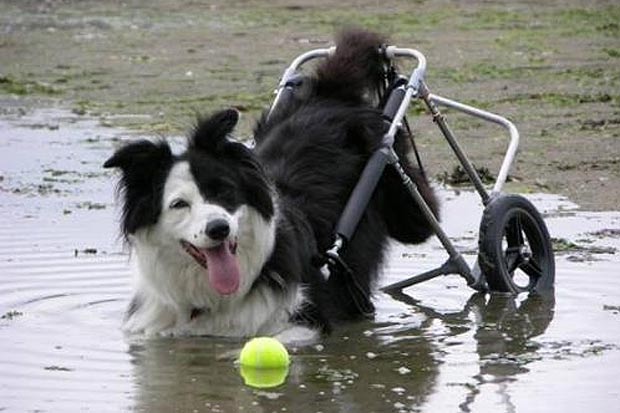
[1,0,619,210]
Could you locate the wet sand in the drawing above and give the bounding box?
[1,0,619,210]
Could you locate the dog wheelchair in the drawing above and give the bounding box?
[266,44,555,296]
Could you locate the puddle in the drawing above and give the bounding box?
[1,110,619,412]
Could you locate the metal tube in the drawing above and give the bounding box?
[267,47,335,119]
[421,87,491,204]
[428,93,520,194]
[276,47,336,89]
[385,87,416,144]
[389,151,463,260]
[382,47,428,144]
[335,149,390,242]
[383,47,427,89]
[381,265,448,292]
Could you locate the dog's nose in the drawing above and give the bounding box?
[206,219,230,241]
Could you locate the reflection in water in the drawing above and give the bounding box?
[128,290,555,413]
[461,293,555,412]
[128,322,440,412]
[389,290,555,412]
[128,339,251,412]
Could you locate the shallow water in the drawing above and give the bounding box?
[1,110,619,412]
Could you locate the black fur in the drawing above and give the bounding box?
[103,140,174,238]
[253,29,438,327]
[187,110,274,220]
[314,28,388,104]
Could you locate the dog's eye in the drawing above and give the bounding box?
[169,199,190,209]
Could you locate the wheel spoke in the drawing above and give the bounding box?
[506,214,525,246]
[505,251,521,273]
[520,259,543,280]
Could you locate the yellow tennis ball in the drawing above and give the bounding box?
[239,337,290,368]
[240,364,288,389]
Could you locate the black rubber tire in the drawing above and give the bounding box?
[478,194,555,294]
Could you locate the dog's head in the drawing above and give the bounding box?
[105,109,275,297]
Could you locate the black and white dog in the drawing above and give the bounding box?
[105,29,438,341]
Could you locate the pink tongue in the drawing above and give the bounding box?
[204,242,240,295]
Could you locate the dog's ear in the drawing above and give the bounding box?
[104,139,174,237]
[190,108,240,152]
[104,139,172,171]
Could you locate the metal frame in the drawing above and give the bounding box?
[268,45,522,294]
[267,47,335,120]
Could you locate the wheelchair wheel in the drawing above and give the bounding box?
[477,194,555,294]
